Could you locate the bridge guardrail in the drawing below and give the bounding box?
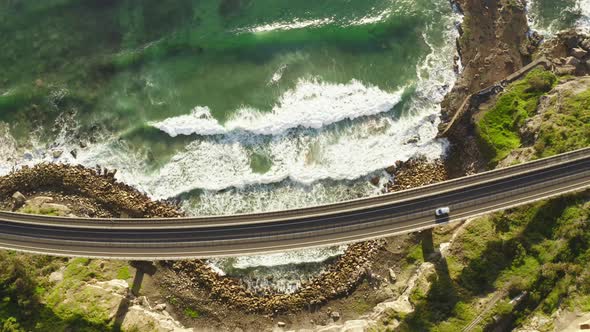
[0,147,588,229]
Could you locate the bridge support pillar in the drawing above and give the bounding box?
[420,229,436,261]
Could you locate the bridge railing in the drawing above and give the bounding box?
[0,147,588,229]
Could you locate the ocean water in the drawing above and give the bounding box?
[0,0,460,279]
[528,0,590,35]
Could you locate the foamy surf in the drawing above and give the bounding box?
[527,0,590,36]
[150,79,405,137]
[0,123,18,176]
[580,0,590,29]
[146,115,447,199]
[0,0,462,290]
[1,3,461,215]
[212,246,347,270]
[234,7,394,34]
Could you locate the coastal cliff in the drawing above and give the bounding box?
[442,0,536,175]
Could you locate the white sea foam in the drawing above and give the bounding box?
[268,64,287,85]
[527,0,590,35]
[238,18,335,34]
[580,0,590,29]
[0,1,461,286]
[4,3,461,214]
[348,8,393,26]
[150,107,226,136]
[236,6,393,34]
[150,79,404,137]
[0,123,18,176]
[213,246,347,270]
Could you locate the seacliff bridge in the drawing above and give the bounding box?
[0,147,588,260]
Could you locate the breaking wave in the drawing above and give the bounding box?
[150,80,405,137]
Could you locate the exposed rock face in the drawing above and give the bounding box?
[443,0,532,121]
[571,47,588,59]
[442,0,534,176]
[123,305,193,332]
[537,30,590,76]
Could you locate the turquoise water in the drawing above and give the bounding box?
[0,0,459,215]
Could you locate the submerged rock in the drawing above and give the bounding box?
[52,150,63,159]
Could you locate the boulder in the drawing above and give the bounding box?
[277,321,286,328]
[70,149,78,159]
[388,268,397,283]
[555,65,577,76]
[154,303,166,311]
[11,191,26,209]
[562,32,580,49]
[581,38,590,51]
[565,56,581,66]
[385,165,396,175]
[571,47,588,59]
[330,311,340,320]
[370,177,380,186]
[52,150,63,159]
[49,267,65,283]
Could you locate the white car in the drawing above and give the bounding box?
[435,207,450,217]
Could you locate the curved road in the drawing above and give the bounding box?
[0,148,588,259]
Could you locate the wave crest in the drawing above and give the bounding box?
[150,79,405,137]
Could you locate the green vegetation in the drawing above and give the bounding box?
[405,244,425,266]
[476,69,557,164]
[534,87,590,157]
[393,194,590,331]
[117,266,133,280]
[0,251,134,331]
[20,206,60,216]
[184,307,200,319]
[390,74,590,330]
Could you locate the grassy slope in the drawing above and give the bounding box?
[534,87,590,157]
[0,206,134,332]
[0,253,134,332]
[381,74,590,331]
[476,69,557,164]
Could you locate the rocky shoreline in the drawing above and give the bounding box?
[0,163,180,218]
[2,0,577,326]
[0,158,446,317]
[164,241,383,314]
[443,0,536,175]
[159,157,449,314]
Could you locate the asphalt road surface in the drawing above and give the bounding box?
[0,148,588,259]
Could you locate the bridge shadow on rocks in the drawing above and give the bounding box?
[112,261,157,331]
[398,196,576,330]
